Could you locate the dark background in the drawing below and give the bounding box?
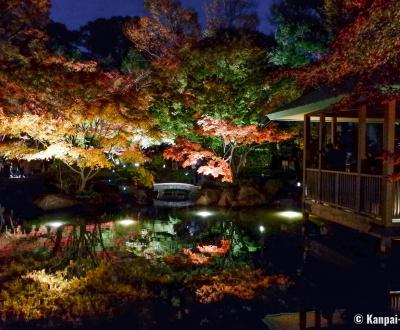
[51,0,275,32]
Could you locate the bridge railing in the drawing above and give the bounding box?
[153,183,201,192]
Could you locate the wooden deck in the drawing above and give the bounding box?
[301,100,399,243]
[305,168,384,219]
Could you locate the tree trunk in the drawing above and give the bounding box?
[78,176,88,193]
[64,165,99,194]
[234,149,251,179]
[59,161,64,191]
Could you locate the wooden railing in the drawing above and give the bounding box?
[390,291,400,314]
[305,168,383,217]
[393,181,400,219]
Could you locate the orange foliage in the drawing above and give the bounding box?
[164,240,232,266]
[197,240,231,256]
[123,0,199,62]
[43,57,97,72]
[276,0,400,96]
[183,249,211,265]
[164,248,211,266]
[195,269,291,304]
[163,137,233,182]
[197,116,293,145]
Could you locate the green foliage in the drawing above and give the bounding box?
[153,167,195,184]
[117,166,154,188]
[177,41,269,124]
[269,0,330,68]
[150,38,271,139]
[121,49,149,72]
[236,147,273,176]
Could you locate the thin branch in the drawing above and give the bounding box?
[64,163,82,175]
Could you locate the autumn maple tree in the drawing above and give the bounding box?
[271,0,400,99]
[0,1,160,192]
[163,117,292,182]
[0,91,154,192]
[196,116,293,178]
[123,0,200,62]
[163,137,233,182]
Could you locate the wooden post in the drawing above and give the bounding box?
[318,115,326,199]
[356,105,367,211]
[318,114,326,169]
[315,311,321,329]
[300,311,307,330]
[382,99,396,227]
[331,116,337,145]
[303,115,311,206]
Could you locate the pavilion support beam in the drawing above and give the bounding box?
[317,115,326,200]
[382,99,396,228]
[356,105,367,211]
[303,115,311,222]
[331,116,337,145]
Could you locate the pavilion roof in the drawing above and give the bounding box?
[267,83,352,122]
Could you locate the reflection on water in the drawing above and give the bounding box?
[0,205,398,329]
[2,207,303,271]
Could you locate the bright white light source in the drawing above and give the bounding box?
[134,163,140,167]
[279,211,302,219]
[297,182,301,187]
[196,211,213,218]
[123,186,127,191]
[259,225,265,233]
[112,169,116,173]
[118,219,136,226]
[185,172,189,176]
[123,164,127,168]
[163,164,166,168]
[48,221,64,228]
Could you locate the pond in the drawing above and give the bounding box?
[0,204,397,329]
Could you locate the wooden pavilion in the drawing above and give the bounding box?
[269,88,400,252]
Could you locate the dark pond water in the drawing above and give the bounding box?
[0,202,398,330]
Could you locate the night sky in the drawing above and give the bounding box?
[51,0,275,33]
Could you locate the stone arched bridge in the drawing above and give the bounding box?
[153,183,201,207]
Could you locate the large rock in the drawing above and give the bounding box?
[35,194,78,210]
[235,185,266,207]
[196,189,220,206]
[217,189,235,207]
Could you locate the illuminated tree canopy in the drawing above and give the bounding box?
[6,0,399,186]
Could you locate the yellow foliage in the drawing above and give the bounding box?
[0,262,152,321]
